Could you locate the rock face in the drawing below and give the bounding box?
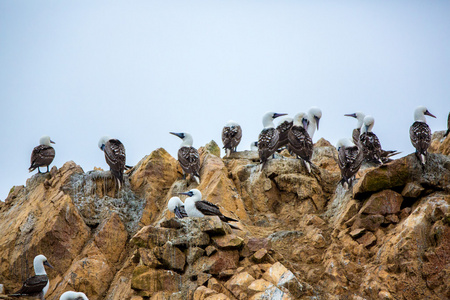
[0,138,449,300]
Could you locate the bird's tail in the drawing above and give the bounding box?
[226,149,231,157]
[228,223,242,230]
[223,215,238,223]
[420,153,427,166]
[305,161,311,174]
[28,167,36,172]
[194,175,200,185]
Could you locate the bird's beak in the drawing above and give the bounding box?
[50,140,55,144]
[302,118,309,129]
[273,113,287,119]
[178,192,191,196]
[44,261,54,269]
[425,110,436,118]
[170,132,184,139]
[344,113,357,118]
[315,116,320,130]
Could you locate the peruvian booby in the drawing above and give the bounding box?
[168,197,188,219]
[444,112,450,138]
[170,132,201,184]
[29,136,55,173]
[258,112,287,170]
[250,141,258,151]
[98,136,126,189]
[180,189,239,227]
[275,116,293,150]
[336,138,364,189]
[60,291,89,300]
[359,116,383,164]
[410,106,436,166]
[288,112,313,173]
[344,112,365,146]
[305,107,322,139]
[10,254,53,300]
[346,112,400,162]
[222,120,242,157]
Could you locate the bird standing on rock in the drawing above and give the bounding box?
[410,106,436,167]
[170,132,201,184]
[98,136,126,190]
[29,136,55,173]
[258,112,287,171]
[9,254,53,300]
[222,120,242,157]
[336,138,364,189]
[275,115,293,151]
[179,189,239,229]
[288,112,313,173]
[359,116,383,164]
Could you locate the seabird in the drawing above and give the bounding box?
[359,115,383,164]
[336,138,364,189]
[288,112,313,173]
[168,197,188,219]
[29,136,55,173]
[10,254,53,300]
[98,136,126,189]
[179,189,239,227]
[444,112,450,138]
[250,141,258,151]
[410,106,436,166]
[346,111,400,162]
[275,116,293,150]
[170,132,201,184]
[222,120,242,157]
[344,112,365,146]
[305,107,322,139]
[60,291,89,300]
[258,112,287,170]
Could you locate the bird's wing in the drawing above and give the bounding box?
[410,121,431,153]
[15,275,48,295]
[288,126,313,160]
[178,147,200,176]
[30,145,55,167]
[174,206,188,218]
[104,139,126,170]
[195,200,222,216]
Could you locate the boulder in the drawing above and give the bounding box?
[359,190,403,216]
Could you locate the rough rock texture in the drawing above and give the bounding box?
[0,137,449,300]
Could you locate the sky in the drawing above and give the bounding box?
[0,1,449,201]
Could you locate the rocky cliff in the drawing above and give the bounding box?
[0,135,449,300]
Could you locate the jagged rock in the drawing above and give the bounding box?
[247,279,274,296]
[154,242,186,272]
[359,190,403,215]
[129,148,179,226]
[0,162,90,294]
[356,232,377,248]
[401,182,425,198]
[225,271,255,298]
[262,262,303,298]
[207,277,235,299]
[187,247,206,265]
[353,153,450,199]
[429,131,450,156]
[312,138,340,173]
[131,266,181,294]
[212,234,244,250]
[352,214,385,232]
[249,286,292,300]
[94,213,128,264]
[205,245,217,256]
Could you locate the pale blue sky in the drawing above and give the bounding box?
[1,1,449,201]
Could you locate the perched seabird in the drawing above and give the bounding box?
[180,189,239,227]
[170,132,201,184]
[258,112,287,170]
[288,112,313,173]
[250,141,258,151]
[275,116,293,150]
[10,254,53,300]
[29,136,55,173]
[359,116,383,164]
[410,106,436,166]
[222,120,242,157]
[168,197,188,219]
[344,112,365,146]
[305,107,322,139]
[98,136,126,189]
[443,112,450,138]
[336,138,364,189]
[60,291,89,300]
[346,112,400,162]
